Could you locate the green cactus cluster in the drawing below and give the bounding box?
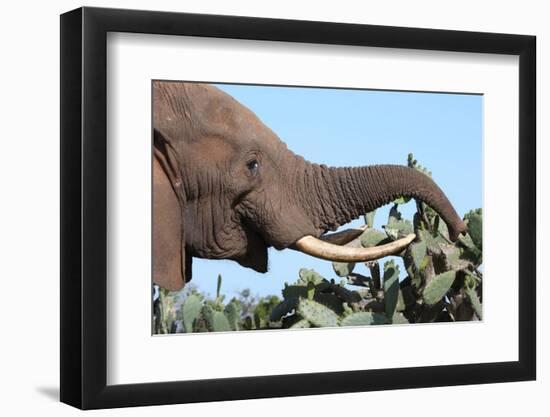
[154,154,482,333]
[153,274,284,334]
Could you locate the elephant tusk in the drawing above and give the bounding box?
[292,233,416,262]
[319,225,368,245]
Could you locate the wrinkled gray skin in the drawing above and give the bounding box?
[153,82,466,290]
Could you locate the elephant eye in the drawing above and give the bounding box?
[246,159,259,175]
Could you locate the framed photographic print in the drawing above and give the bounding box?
[60,6,536,410]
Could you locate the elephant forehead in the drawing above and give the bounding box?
[200,101,278,142]
[154,81,287,153]
[183,84,280,143]
[203,116,282,150]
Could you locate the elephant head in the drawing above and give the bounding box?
[153,81,466,290]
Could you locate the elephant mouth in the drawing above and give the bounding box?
[237,221,417,273]
[232,226,269,273]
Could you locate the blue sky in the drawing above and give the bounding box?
[188,83,482,299]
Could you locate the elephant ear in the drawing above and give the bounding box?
[152,133,188,291]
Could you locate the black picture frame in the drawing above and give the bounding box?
[60,6,536,410]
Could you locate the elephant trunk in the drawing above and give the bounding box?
[304,164,466,241]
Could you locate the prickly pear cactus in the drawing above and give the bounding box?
[341,312,386,326]
[154,288,177,334]
[297,299,339,328]
[211,311,232,332]
[383,260,400,320]
[422,271,456,305]
[180,293,202,333]
[224,301,240,331]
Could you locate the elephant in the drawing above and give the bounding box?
[153,81,467,291]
